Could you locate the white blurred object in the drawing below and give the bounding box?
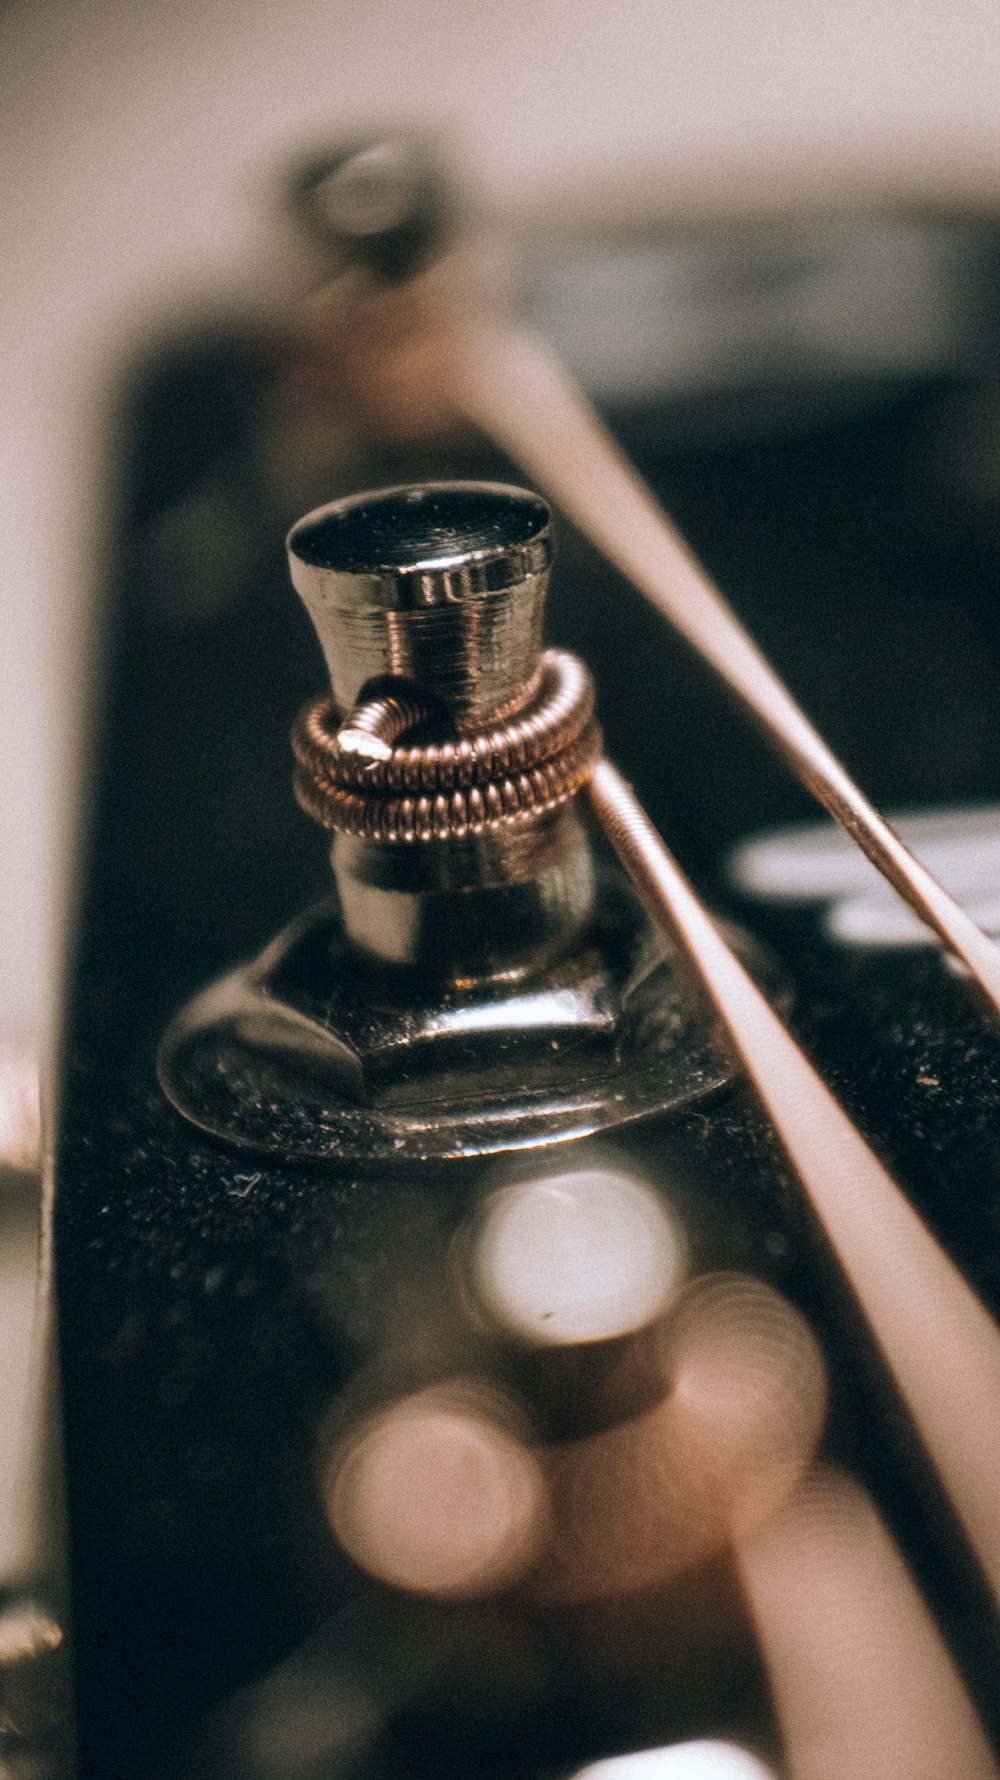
[731,803,1000,947]
[572,1738,777,1778]
[472,1168,684,1344]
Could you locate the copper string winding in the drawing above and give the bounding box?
[292,648,602,842]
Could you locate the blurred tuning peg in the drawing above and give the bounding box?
[288,136,454,283]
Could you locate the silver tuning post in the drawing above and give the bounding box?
[287,481,599,973]
[158,481,765,1165]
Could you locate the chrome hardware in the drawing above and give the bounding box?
[157,481,758,1163]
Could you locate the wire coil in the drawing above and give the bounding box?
[292,648,602,842]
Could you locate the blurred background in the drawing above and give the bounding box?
[4,0,1000,1069]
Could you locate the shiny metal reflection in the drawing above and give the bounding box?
[665,1273,828,1542]
[573,1741,778,1778]
[471,1168,685,1346]
[536,1274,826,1601]
[323,1380,547,1599]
